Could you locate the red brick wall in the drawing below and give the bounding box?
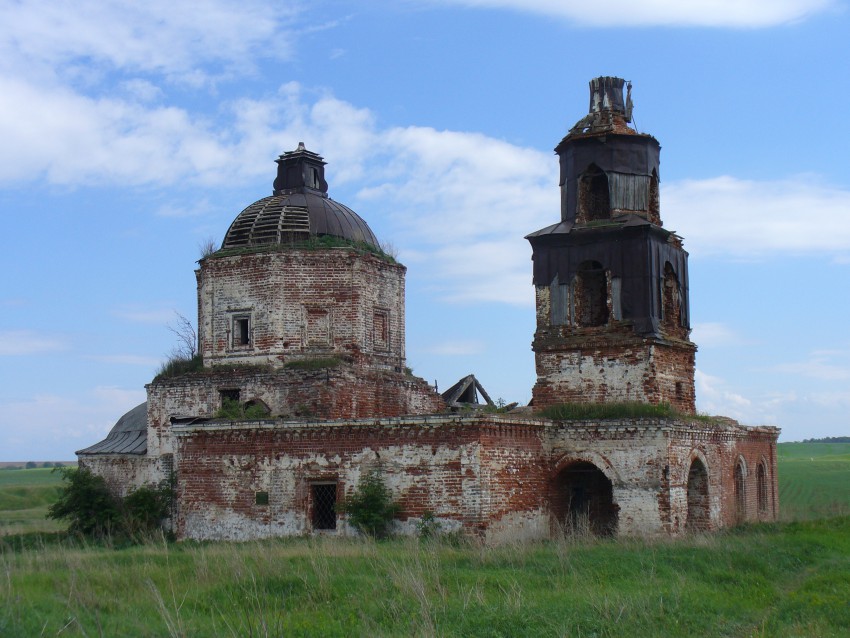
[145,364,446,457]
[197,248,406,371]
[172,415,778,542]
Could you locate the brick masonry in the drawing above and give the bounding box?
[171,414,778,542]
[77,84,780,541]
[532,278,697,414]
[197,247,406,372]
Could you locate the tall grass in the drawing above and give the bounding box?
[2,444,850,635]
[2,521,850,636]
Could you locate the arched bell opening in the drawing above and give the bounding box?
[551,461,618,537]
[661,262,684,336]
[577,165,610,223]
[575,261,608,327]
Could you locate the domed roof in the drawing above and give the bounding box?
[221,144,379,250]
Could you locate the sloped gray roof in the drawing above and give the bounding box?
[77,402,148,455]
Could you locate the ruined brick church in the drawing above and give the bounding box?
[79,78,779,541]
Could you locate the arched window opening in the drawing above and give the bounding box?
[551,461,618,537]
[662,262,683,332]
[757,462,768,514]
[550,274,569,326]
[648,170,660,224]
[575,261,608,327]
[685,458,709,532]
[734,461,747,523]
[578,166,610,222]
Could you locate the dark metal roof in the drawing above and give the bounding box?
[221,192,379,250]
[77,402,147,456]
[221,144,379,250]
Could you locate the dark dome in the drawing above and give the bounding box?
[221,144,379,250]
[221,192,379,250]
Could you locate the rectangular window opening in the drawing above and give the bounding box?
[255,491,269,506]
[373,309,389,350]
[220,388,240,403]
[232,315,251,348]
[311,483,337,531]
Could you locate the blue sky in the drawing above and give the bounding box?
[1,0,848,460]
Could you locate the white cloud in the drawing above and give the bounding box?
[435,0,835,27]
[0,386,146,461]
[424,340,487,356]
[121,79,163,103]
[695,369,772,424]
[0,330,66,356]
[664,175,850,258]
[156,198,215,218]
[4,64,848,304]
[0,0,298,82]
[113,307,176,324]
[771,351,850,381]
[690,322,742,347]
[88,354,162,367]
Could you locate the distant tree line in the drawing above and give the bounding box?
[801,436,850,443]
[1,461,66,470]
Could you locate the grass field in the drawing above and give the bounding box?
[1,443,848,636]
[0,468,66,536]
[777,442,850,520]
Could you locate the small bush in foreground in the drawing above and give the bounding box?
[47,467,120,538]
[47,467,173,541]
[339,466,399,538]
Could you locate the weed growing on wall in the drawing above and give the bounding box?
[215,398,271,420]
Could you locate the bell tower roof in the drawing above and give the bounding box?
[559,76,640,142]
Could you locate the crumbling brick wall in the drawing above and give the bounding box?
[146,365,445,458]
[532,339,695,413]
[197,248,406,371]
[172,415,778,543]
[78,454,171,497]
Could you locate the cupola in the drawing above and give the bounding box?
[221,144,379,250]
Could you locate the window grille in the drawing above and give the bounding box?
[311,483,337,530]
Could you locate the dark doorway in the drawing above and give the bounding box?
[552,461,617,536]
[685,458,709,532]
[311,483,337,531]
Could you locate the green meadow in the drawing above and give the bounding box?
[777,442,850,520]
[1,443,849,637]
[0,467,67,537]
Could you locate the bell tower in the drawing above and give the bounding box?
[527,77,696,413]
